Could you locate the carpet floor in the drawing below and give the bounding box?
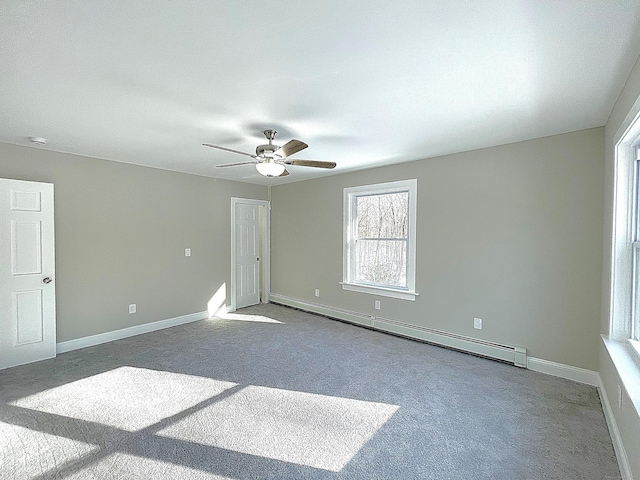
[0,303,620,479]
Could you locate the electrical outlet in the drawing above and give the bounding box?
[474,317,482,329]
[185,248,191,257]
[375,300,381,310]
[315,289,320,297]
[129,304,136,314]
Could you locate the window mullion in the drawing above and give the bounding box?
[349,194,357,284]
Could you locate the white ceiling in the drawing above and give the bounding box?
[1,1,640,185]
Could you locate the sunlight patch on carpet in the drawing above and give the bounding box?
[0,422,98,479]
[217,312,284,324]
[9,366,237,431]
[66,452,236,480]
[158,385,399,472]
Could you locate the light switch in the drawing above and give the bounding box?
[185,248,191,257]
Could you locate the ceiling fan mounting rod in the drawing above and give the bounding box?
[263,129,278,144]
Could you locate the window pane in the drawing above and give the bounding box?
[636,159,640,242]
[356,192,408,239]
[634,246,640,341]
[355,239,407,287]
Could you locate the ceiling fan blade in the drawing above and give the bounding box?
[274,139,308,159]
[214,160,259,168]
[284,159,337,169]
[279,168,290,177]
[202,143,257,159]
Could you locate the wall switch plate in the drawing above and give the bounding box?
[315,289,320,297]
[375,300,381,310]
[474,317,482,329]
[185,248,191,257]
[129,304,136,314]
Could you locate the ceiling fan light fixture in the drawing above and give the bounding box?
[255,161,285,177]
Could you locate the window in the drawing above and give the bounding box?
[611,112,640,357]
[343,179,417,300]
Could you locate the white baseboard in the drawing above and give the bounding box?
[270,293,527,367]
[526,357,600,386]
[270,293,374,328]
[598,375,633,480]
[56,311,209,354]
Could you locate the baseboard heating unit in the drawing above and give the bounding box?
[269,293,527,368]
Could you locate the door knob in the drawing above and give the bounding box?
[42,277,52,284]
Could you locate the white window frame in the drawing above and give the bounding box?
[611,111,640,359]
[631,146,640,351]
[342,179,417,301]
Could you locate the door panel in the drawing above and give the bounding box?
[14,290,44,345]
[12,220,43,274]
[11,190,41,211]
[1,179,56,370]
[234,202,260,309]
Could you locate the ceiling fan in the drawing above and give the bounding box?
[202,129,337,177]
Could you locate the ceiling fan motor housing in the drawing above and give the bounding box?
[256,130,280,158]
[256,144,281,159]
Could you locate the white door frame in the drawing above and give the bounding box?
[230,198,270,312]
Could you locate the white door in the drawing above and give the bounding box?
[234,202,261,309]
[0,179,56,370]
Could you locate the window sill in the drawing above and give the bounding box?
[340,282,417,301]
[601,335,640,418]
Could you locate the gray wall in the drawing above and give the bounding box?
[271,128,604,371]
[601,52,640,479]
[0,142,267,342]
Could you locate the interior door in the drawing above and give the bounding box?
[0,178,56,370]
[235,202,261,309]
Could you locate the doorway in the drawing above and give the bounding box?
[230,198,270,312]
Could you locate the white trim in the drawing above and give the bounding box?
[598,374,633,480]
[526,357,600,386]
[602,335,640,416]
[270,293,374,328]
[269,293,527,367]
[56,311,208,354]
[230,198,270,313]
[340,282,417,301]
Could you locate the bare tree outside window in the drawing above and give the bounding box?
[354,191,409,287]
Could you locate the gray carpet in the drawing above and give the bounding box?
[0,303,620,479]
